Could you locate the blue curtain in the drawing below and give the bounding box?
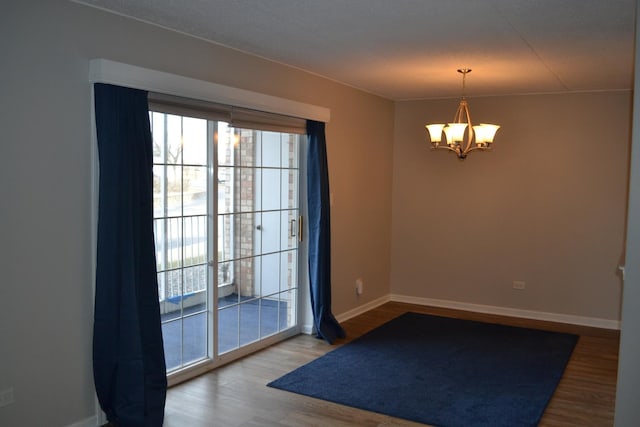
[307,120,346,344]
[93,83,167,426]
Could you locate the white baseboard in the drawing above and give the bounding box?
[303,294,390,334]
[335,295,391,323]
[66,415,99,427]
[390,294,621,330]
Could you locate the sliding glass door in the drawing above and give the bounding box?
[151,109,301,375]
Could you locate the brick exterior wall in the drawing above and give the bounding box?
[235,129,256,297]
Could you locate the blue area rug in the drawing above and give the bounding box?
[268,312,578,427]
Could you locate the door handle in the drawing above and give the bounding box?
[289,217,303,242]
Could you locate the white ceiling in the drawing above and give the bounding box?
[75,0,636,100]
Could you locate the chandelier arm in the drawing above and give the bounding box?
[463,101,474,155]
[432,144,465,159]
[432,145,459,154]
[431,145,466,159]
[464,145,491,154]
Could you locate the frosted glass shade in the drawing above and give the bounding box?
[444,123,468,145]
[425,124,445,143]
[472,124,500,144]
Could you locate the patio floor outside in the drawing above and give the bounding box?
[161,294,290,371]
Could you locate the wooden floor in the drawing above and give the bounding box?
[164,302,620,426]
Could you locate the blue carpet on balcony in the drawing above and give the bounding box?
[161,294,288,370]
[268,312,578,427]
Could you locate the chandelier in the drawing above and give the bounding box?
[425,68,500,159]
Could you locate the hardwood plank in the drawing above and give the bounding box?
[164,302,619,426]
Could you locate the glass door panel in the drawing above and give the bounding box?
[216,127,299,355]
[151,111,210,373]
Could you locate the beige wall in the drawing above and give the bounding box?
[1,2,393,426]
[391,92,630,321]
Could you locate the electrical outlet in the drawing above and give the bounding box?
[512,281,526,290]
[355,278,364,295]
[0,387,14,408]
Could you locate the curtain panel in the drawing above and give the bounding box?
[93,83,167,427]
[306,120,346,344]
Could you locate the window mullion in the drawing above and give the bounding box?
[210,120,218,360]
